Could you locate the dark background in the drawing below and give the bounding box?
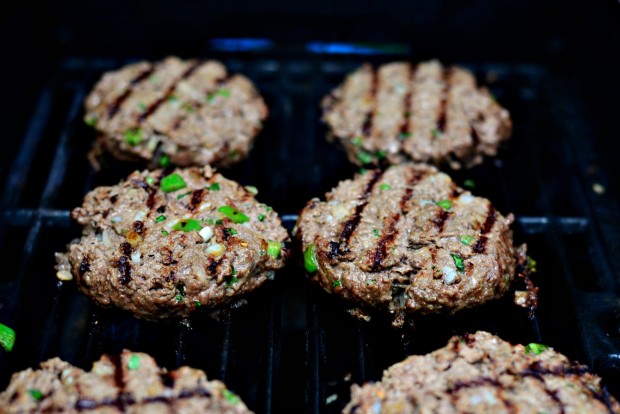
[0,0,618,186]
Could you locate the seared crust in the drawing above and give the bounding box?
[322,60,511,169]
[0,350,253,413]
[344,331,620,414]
[85,56,268,167]
[62,167,289,320]
[296,164,517,324]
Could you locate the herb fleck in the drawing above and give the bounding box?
[380,183,391,191]
[525,343,549,355]
[156,215,167,223]
[28,389,43,401]
[128,354,140,370]
[436,199,452,210]
[333,280,342,288]
[222,389,240,404]
[450,253,465,273]
[258,214,266,222]
[208,183,220,191]
[460,235,474,246]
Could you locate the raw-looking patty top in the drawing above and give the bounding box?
[85,56,268,167]
[296,163,518,325]
[322,60,512,169]
[60,166,289,320]
[0,350,253,413]
[344,331,620,414]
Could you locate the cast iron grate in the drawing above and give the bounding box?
[0,48,619,414]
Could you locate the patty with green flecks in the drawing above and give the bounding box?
[0,350,253,413]
[343,331,620,414]
[322,60,511,169]
[57,166,289,320]
[84,56,267,167]
[295,163,519,326]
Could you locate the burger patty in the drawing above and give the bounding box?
[296,163,518,325]
[344,331,620,413]
[0,350,253,413]
[84,56,268,167]
[322,60,512,169]
[57,167,289,320]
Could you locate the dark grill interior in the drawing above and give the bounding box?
[1,46,620,414]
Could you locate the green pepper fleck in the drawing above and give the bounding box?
[227,228,238,236]
[85,114,98,127]
[357,151,374,165]
[258,214,266,222]
[0,323,15,352]
[218,206,250,224]
[161,173,187,193]
[226,277,238,287]
[28,389,43,401]
[333,280,342,288]
[526,256,537,272]
[376,149,386,159]
[525,343,549,355]
[156,215,167,223]
[222,389,240,404]
[159,154,171,167]
[232,267,237,275]
[175,294,183,302]
[171,219,202,232]
[215,219,223,226]
[463,179,476,189]
[460,235,474,246]
[352,136,363,146]
[194,300,202,308]
[128,354,140,370]
[303,244,319,273]
[450,253,465,273]
[359,168,367,175]
[162,230,169,236]
[436,199,452,210]
[373,229,380,237]
[124,128,144,146]
[145,176,155,185]
[380,183,391,191]
[267,241,282,258]
[208,183,220,191]
[177,191,192,200]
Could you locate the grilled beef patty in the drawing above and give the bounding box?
[344,331,620,413]
[84,56,267,167]
[0,350,253,413]
[296,163,518,325]
[322,60,511,169]
[57,167,289,320]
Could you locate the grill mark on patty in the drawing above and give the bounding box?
[473,204,497,254]
[74,388,212,411]
[137,60,204,124]
[361,68,378,138]
[190,189,204,209]
[107,65,155,119]
[338,169,384,250]
[369,168,425,271]
[168,73,231,132]
[436,67,451,134]
[432,209,450,232]
[451,377,516,412]
[117,256,132,284]
[398,64,415,148]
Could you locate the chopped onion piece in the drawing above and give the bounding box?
[199,226,214,242]
[131,251,141,264]
[443,266,457,285]
[206,243,225,258]
[56,270,73,281]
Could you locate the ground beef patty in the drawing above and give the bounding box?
[0,350,252,413]
[84,56,267,167]
[58,167,289,320]
[344,331,620,413]
[322,60,511,169]
[296,163,518,325]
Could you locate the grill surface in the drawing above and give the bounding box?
[1,46,620,414]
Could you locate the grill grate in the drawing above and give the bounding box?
[1,49,619,414]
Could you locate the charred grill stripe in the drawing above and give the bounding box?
[79,257,90,276]
[117,255,132,284]
[436,67,451,134]
[369,168,425,271]
[361,68,378,137]
[146,187,158,209]
[339,169,384,247]
[167,73,231,131]
[433,209,450,232]
[472,205,497,253]
[190,189,204,209]
[399,64,415,145]
[107,65,155,119]
[75,388,212,411]
[137,60,204,123]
